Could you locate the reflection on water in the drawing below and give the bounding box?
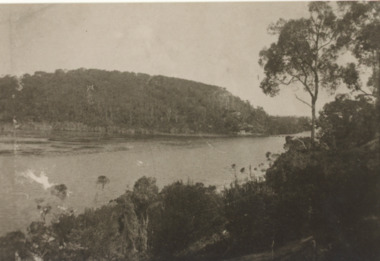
[0,135,133,156]
[0,132,300,236]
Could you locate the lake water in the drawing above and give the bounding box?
[0,132,301,236]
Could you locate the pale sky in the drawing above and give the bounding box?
[0,2,359,116]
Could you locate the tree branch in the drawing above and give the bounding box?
[297,61,315,98]
[295,94,312,108]
[278,76,295,86]
[357,88,376,97]
[288,71,315,99]
[318,27,339,51]
[294,138,307,149]
[318,36,335,51]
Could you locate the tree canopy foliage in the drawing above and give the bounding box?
[259,2,364,141]
[318,94,377,149]
[337,1,380,127]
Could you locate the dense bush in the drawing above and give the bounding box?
[265,96,379,260]
[0,69,309,135]
[149,182,225,259]
[318,94,377,149]
[223,181,275,256]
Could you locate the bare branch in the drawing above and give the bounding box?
[294,138,307,149]
[278,76,295,86]
[295,94,312,108]
[318,30,338,51]
[283,47,315,98]
[288,72,315,99]
[297,61,315,97]
[318,37,335,51]
[357,88,376,97]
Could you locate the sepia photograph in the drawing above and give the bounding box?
[0,1,379,260]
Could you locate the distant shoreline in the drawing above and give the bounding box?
[0,122,308,139]
[0,122,248,139]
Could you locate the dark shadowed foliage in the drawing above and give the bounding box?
[131,176,159,252]
[149,181,225,260]
[96,175,110,189]
[318,94,377,149]
[223,180,276,257]
[0,231,30,261]
[51,184,68,200]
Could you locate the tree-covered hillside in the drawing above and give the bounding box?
[0,69,309,135]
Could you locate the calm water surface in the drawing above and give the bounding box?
[0,133,298,236]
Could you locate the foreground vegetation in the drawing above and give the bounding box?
[0,94,378,261]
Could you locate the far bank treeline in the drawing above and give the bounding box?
[0,69,309,135]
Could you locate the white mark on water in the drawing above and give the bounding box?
[206,141,226,154]
[19,169,55,190]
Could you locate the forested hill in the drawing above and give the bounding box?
[0,69,309,135]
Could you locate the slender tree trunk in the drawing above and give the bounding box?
[376,50,380,132]
[312,68,319,145]
[311,99,316,144]
[141,215,149,251]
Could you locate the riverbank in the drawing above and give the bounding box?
[0,121,267,139]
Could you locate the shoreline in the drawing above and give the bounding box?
[0,122,268,139]
[0,121,308,140]
[0,129,267,140]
